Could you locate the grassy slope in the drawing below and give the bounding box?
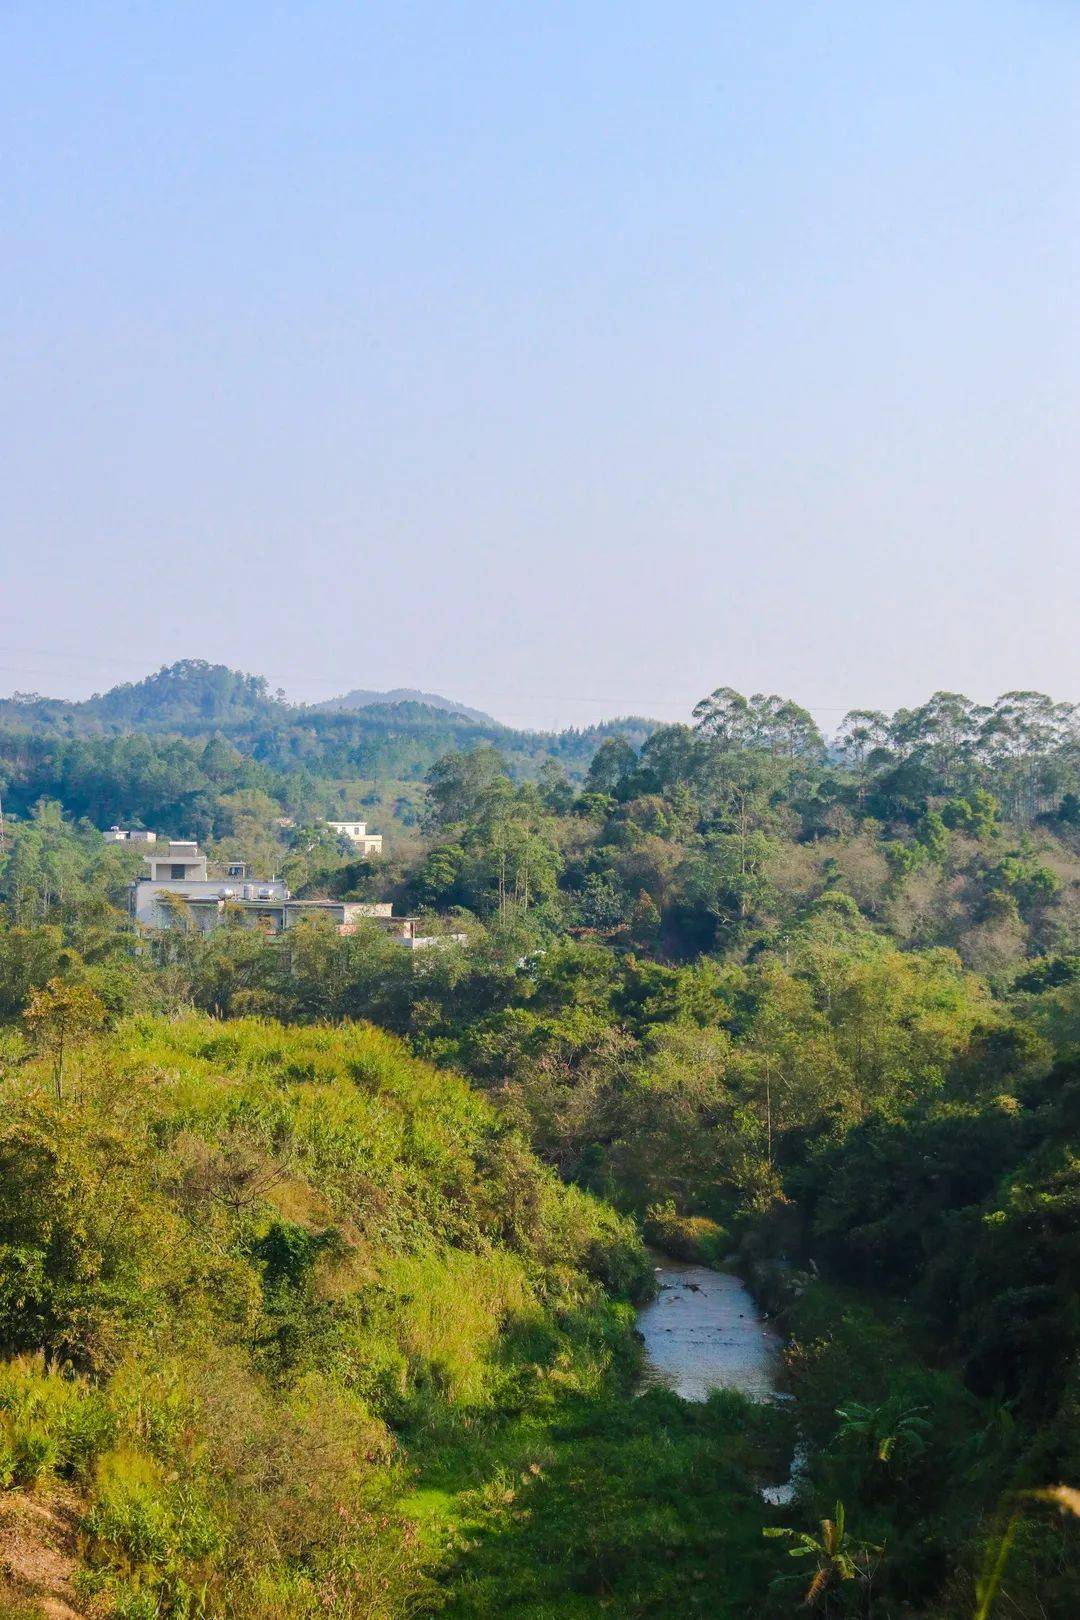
[0,1017,783,1619]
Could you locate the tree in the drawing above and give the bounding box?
[464,818,563,920]
[836,710,891,770]
[941,788,999,839]
[750,694,824,760]
[577,871,628,930]
[0,925,68,1019]
[424,747,507,829]
[833,1398,930,1464]
[0,803,90,924]
[692,688,824,759]
[764,1501,881,1608]
[692,687,753,749]
[537,760,575,815]
[914,808,949,862]
[890,691,984,788]
[629,889,662,947]
[636,724,706,796]
[23,977,106,1103]
[977,692,1078,821]
[584,737,638,795]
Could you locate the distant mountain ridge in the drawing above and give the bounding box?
[0,662,496,729]
[317,687,496,724]
[0,659,659,785]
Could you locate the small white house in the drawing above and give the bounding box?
[131,840,289,929]
[327,820,383,857]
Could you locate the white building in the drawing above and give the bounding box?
[103,827,157,844]
[127,837,463,946]
[130,840,288,928]
[327,820,383,857]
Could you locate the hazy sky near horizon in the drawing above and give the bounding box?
[2,1,1078,732]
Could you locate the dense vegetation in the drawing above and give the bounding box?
[0,1017,658,1617]
[0,659,655,799]
[0,666,1077,1616]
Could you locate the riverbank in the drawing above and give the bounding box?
[636,1251,800,1506]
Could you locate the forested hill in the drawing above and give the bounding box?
[0,658,658,786]
[316,685,497,722]
[0,665,1076,855]
[0,675,1078,1615]
[1,660,279,729]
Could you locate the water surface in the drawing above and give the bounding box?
[637,1254,783,1403]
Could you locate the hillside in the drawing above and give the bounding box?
[0,660,658,793]
[0,1015,804,1620]
[0,1017,667,1618]
[317,687,497,724]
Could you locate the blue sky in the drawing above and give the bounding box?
[1,2,1077,729]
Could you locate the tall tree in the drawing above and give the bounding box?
[23,977,106,1102]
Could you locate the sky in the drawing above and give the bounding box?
[1,1,1078,733]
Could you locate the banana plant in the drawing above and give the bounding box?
[833,1397,931,1464]
[764,1500,882,1607]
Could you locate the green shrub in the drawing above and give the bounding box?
[644,1201,731,1265]
[80,1452,226,1617]
[0,1356,117,1489]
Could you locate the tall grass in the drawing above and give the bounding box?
[0,1015,648,1617]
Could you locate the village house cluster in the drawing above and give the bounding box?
[106,824,460,949]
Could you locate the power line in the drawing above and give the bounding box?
[0,645,1051,718]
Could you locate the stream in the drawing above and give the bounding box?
[637,1252,802,1502]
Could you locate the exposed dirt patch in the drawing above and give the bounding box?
[0,1487,86,1618]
